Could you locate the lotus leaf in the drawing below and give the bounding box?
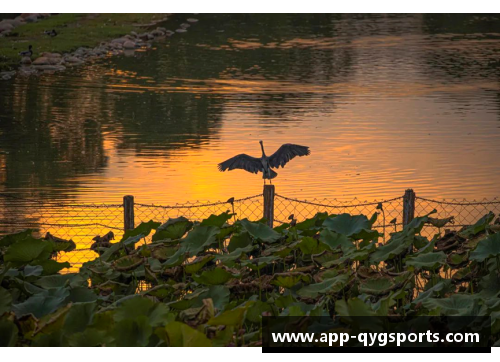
[414,236,434,252]
[147,257,163,273]
[23,264,43,277]
[150,244,178,261]
[0,287,12,315]
[67,287,98,303]
[296,236,327,255]
[13,287,70,318]
[263,242,298,258]
[227,231,253,253]
[319,229,354,253]
[121,220,161,241]
[0,229,35,248]
[370,233,414,263]
[185,254,215,274]
[405,252,446,270]
[215,245,253,266]
[4,236,52,265]
[447,252,469,268]
[217,226,234,240]
[479,273,500,299]
[359,276,395,296]
[153,217,193,241]
[114,296,172,327]
[335,297,377,317]
[460,211,495,237]
[311,250,342,266]
[192,267,236,285]
[63,305,97,338]
[470,232,500,262]
[162,249,188,268]
[404,212,434,233]
[200,212,234,228]
[0,320,18,347]
[181,225,219,256]
[427,216,455,228]
[323,213,368,233]
[34,260,71,275]
[274,293,296,309]
[280,302,323,317]
[35,273,87,289]
[294,213,326,231]
[196,286,230,310]
[207,302,253,326]
[239,219,281,243]
[324,246,372,267]
[245,300,273,323]
[297,274,349,298]
[166,288,208,310]
[96,242,124,262]
[452,267,473,282]
[112,255,144,271]
[271,272,312,289]
[113,315,152,347]
[422,294,481,316]
[412,280,452,305]
[67,328,111,347]
[49,238,76,253]
[242,256,278,271]
[162,321,212,347]
[32,303,72,337]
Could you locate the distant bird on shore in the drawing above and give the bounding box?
[19,45,33,58]
[44,29,57,37]
[218,141,310,184]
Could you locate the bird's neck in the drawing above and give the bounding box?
[260,143,266,157]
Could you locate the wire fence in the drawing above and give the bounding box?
[1,189,500,270]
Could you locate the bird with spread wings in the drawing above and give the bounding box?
[218,141,310,184]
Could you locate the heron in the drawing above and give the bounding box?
[217,141,310,184]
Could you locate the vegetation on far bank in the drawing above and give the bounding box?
[0,14,168,71]
[1,210,500,346]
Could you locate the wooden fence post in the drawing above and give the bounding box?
[263,185,275,228]
[403,189,416,226]
[123,195,135,231]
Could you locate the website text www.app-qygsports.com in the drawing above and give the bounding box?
[271,331,480,347]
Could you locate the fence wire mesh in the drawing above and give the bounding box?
[135,194,263,225]
[274,194,403,232]
[415,196,500,233]
[1,191,499,270]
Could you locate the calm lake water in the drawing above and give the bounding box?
[2,14,500,207]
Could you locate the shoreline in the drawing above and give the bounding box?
[0,13,199,80]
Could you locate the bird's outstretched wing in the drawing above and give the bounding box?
[218,154,262,174]
[268,144,310,168]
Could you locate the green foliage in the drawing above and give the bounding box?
[1,212,500,346]
[323,213,378,240]
[239,219,281,243]
[121,220,160,241]
[405,251,447,270]
[470,233,500,262]
[153,217,193,241]
[0,14,168,71]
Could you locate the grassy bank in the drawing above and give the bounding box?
[0,14,168,70]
